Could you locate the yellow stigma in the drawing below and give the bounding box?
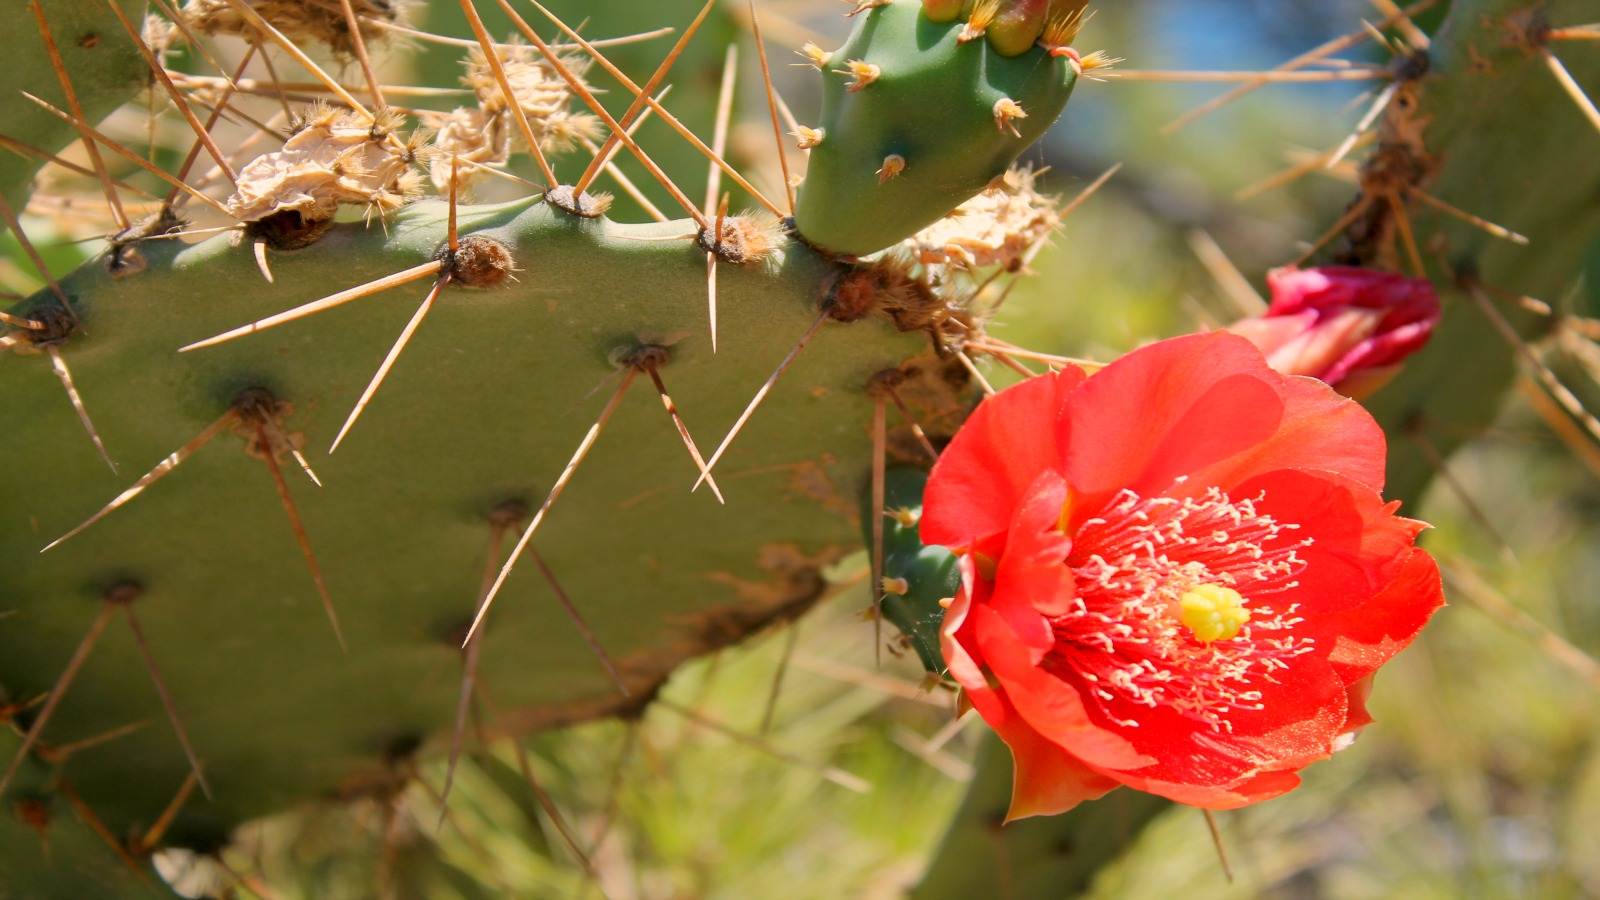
[1179,584,1250,643]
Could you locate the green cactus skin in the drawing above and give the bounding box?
[0,773,171,898]
[0,0,146,236]
[792,0,1077,257]
[921,0,967,24]
[985,0,1051,58]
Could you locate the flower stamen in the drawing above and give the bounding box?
[1045,487,1313,732]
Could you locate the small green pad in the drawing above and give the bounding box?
[793,0,1076,257]
[868,467,960,675]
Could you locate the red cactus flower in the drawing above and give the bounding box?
[921,332,1443,819]
[1227,266,1440,398]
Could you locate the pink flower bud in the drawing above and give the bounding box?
[1228,266,1441,399]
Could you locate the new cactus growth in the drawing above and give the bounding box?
[2,0,1600,895]
[868,467,960,675]
[792,0,1079,255]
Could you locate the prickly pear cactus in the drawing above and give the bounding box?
[872,467,960,674]
[791,0,1080,255]
[2,0,1599,896]
[0,0,146,228]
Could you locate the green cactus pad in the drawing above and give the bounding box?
[0,0,146,235]
[0,199,933,863]
[792,0,1077,257]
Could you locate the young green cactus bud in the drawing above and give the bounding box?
[979,0,1051,57]
[921,0,967,23]
[792,0,1078,257]
[868,467,960,674]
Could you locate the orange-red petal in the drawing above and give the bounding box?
[1235,467,1426,613]
[971,602,1153,771]
[1060,333,1287,523]
[1316,548,1444,684]
[922,367,1086,550]
[996,710,1121,821]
